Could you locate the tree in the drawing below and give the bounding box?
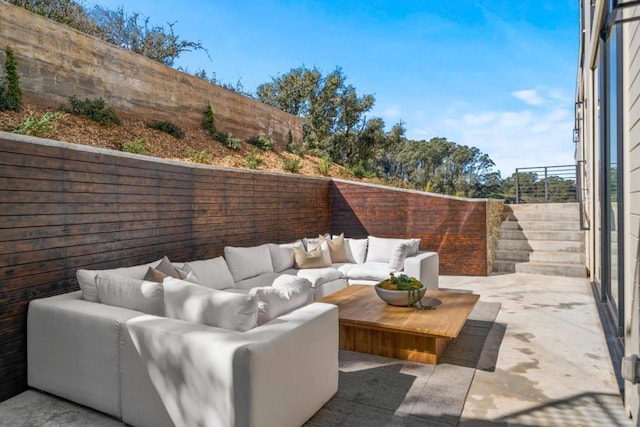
[0,46,22,111]
[8,0,102,36]
[89,6,207,67]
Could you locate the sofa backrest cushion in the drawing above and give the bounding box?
[163,277,257,332]
[343,238,368,264]
[95,273,164,316]
[249,277,313,325]
[366,236,420,264]
[224,244,274,282]
[389,241,418,271]
[182,256,234,290]
[268,240,305,273]
[77,258,162,302]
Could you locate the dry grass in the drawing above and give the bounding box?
[0,104,357,179]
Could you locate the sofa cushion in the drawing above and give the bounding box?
[344,238,368,264]
[182,256,234,290]
[249,279,313,325]
[77,259,162,302]
[293,247,331,269]
[225,244,274,282]
[343,262,396,282]
[163,277,257,332]
[234,272,286,290]
[303,233,331,251]
[366,236,419,263]
[283,267,344,288]
[95,274,164,316]
[268,240,305,273]
[320,233,347,263]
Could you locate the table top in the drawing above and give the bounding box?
[319,285,480,338]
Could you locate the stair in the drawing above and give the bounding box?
[492,203,587,278]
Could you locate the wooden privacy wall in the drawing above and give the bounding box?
[0,133,330,402]
[0,2,303,145]
[330,180,489,276]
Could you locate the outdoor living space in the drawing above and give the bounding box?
[0,272,628,426]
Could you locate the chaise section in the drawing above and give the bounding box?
[27,291,144,418]
[121,302,339,427]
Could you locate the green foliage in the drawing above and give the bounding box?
[245,149,264,169]
[13,111,63,136]
[146,120,184,139]
[348,163,375,179]
[202,102,217,136]
[247,135,274,151]
[286,140,306,156]
[218,133,241,150]
[387,273,421,290]
[0,46,22,111]
[316,156,331,176]
[119,137,148,154]
[186,149,213,163]
[66,96,121,126]
[282,157,301,173]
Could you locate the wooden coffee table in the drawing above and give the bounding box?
[319,285,480,364]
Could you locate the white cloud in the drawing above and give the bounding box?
[513,89,544,106]
[416,91,575,178]
[382,106,402,118]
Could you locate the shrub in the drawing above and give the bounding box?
[146,120,184,139]
[66,96,121,126]
[202,102,217,137]
[218,133,241,150]
[187,149,213,163]
[246,149,263,169]
[282,157,301,173]
[13,112,63,137]
[348,163,375,179]
[1,46,22,111]
[316,156,331,176]
[247,135,274,151]
[119,137,148,154]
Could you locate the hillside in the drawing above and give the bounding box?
[0,104,354,179]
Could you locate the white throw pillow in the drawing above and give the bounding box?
[163,277,258,332]
[77,259,161,302]
[344,238,368,264]
[366,236,417,263]
[182,257,233,290]
[95,273,164,316]
[389,241,416,271]
[224,244,274,282]
[249,279,313,325]
[268,240,304,272]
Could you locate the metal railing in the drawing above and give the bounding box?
[514,164,578,204]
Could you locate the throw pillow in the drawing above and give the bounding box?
[95,274,164,316]
[320,233,347,263]
[303,233,331,251]
[249,279,313,325]
[77,259,162,302]
[163,277,257,332]
[224,244,274,282]
[293,246,331,269]
[366,236,418,263]
[268,240,305,272]
[143,266,169,283]
[182,256,234,290]
[344,238,368,264]
[389,241,416,271]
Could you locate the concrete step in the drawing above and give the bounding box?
[492,260,587,277]
[494,250,531,262]
[498,229,585,242]
[529,251,585,264]
[496,239,584,252]
[504,202,579,213]
[515,262,588,278]
[508,220,582,231]
[504,211,580,222]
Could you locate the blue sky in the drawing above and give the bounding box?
[92,0,579,178]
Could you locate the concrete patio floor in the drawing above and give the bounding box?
[0,272,632,426]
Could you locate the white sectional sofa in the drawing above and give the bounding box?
[27,234,439,427]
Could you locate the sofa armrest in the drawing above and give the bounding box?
[122,302,338,427]
[403,251,439,290]
[27,291,144,418]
